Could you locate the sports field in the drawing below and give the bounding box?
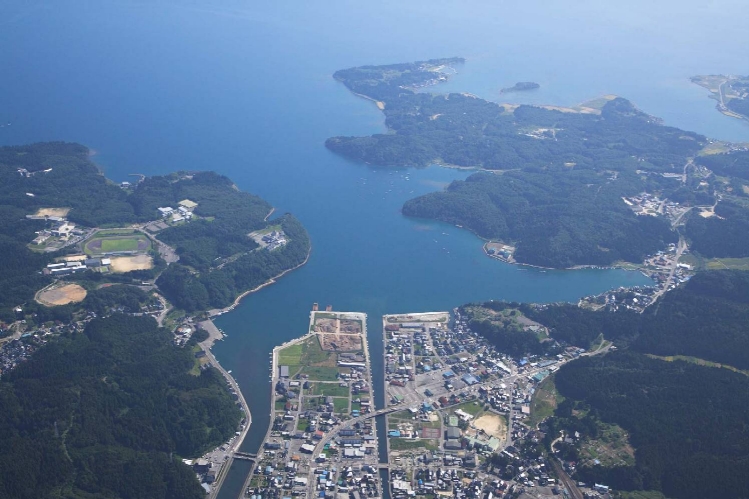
[84,232,150,255]
[101,238,139,251]
[36,283,87,306]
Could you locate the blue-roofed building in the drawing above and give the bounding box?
[462,374,479,385]
[388,430,401,437]
[518,358,529,367]
[442,370,455,378]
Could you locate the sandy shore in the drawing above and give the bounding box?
[351,91,385,110]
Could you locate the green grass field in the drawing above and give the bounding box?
[389,438,438,451]
[84,233,150,256]
[278,336,338,379]
[100,238,140,252]
[301,366,339,381]
[332,397,349,413]
[308,383,349,397]
[529,376,564,427]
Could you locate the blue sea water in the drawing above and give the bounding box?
[2,1,749,497]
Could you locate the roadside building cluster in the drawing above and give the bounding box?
[383,311,596,499]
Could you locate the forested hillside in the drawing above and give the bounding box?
[403,169,676,267]
[0,142,310,319]
[458,302,549,357]
[0,142,135,319]
[328,62,703,171]
[552,352,749,499]
[684,199,749,258]
[157,214,309,311]
[0,314,241,499]
[327,59,707,267]
[634,270,749,368]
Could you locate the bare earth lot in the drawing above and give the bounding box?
[319,333,362,352]
[33,207,70,218]
[473,413,506,439]
[109,255,154,273]
[37,283,87,306]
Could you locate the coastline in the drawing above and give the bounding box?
[350,90,386,110]
[482,241,642,272]
[208,244,311,318]
[201,244,311,498]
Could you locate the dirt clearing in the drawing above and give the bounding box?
[473,413,507,439]
[33,208,70,218]
[37,283,87,306]
[109,255,153,273]
[314,317,362,334]
[319,333,362,352]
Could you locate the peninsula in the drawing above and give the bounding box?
[326,58,718,270]
[0,142,311,498]
[691,74,749,121]
[500,81,540,93]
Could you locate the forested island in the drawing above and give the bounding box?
[500,81,540,93]
[462,270,749,499]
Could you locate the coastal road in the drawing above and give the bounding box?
[198,338,252,499]
[718,80,728,109]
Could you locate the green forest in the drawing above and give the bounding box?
[327,59,710,267]
[156,213,309,311]
[551,351,749,499]
[403,169,676,267]
[680,151,749,258]
[458,302,549,357]
[0,314,242,499]
[329,60,703,171]
[695,149,749,180]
